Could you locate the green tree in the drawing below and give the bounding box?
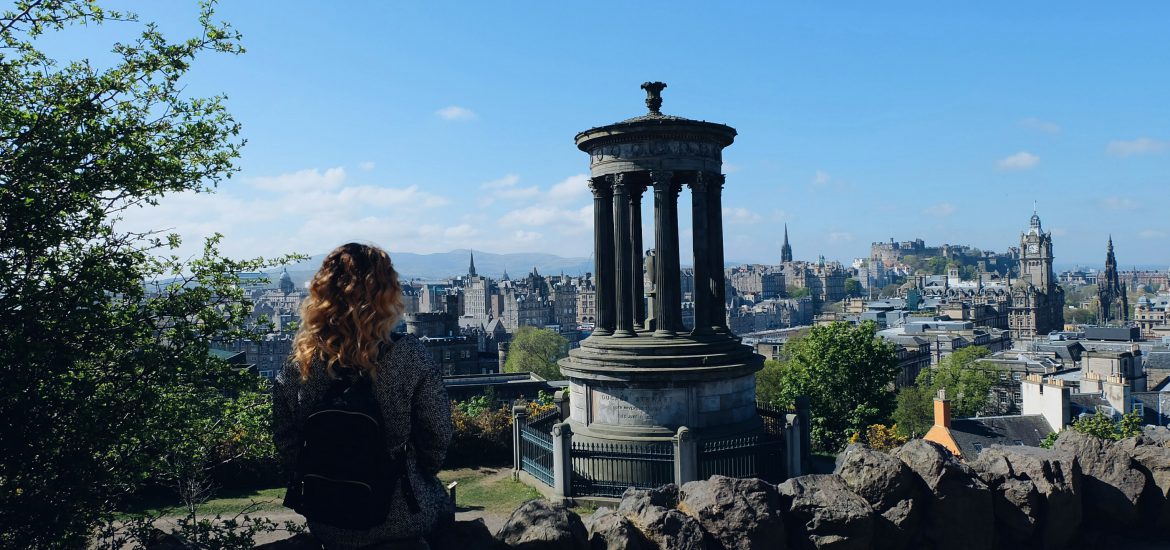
[844,278,863,297]
[504,327,569,380]
[786,285,810,299]
[1068,307,1097,325]
[0,3,296,546]
[879,283,902,298]
[1069,410,1143,441]
[892,346,1000,437]
[755,321,899,452]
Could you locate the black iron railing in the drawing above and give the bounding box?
[518,415,554,486]
[698,433,786,482]
[570,440,674,498]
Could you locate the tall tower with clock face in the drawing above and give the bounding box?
[1019,211,1053,289]
[1010,210,1065,339]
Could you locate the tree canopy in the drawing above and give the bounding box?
[892,346,999,437]
[0,2,295,545]
[755,321,899,451]
[504,326,569,380]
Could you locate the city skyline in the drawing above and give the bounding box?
[70,2,1170,266]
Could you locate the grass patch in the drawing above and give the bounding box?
[439,467,542,516]
[120,487,288,519]
[122,467,542,520]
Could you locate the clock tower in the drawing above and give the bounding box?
[1009,210,1065,339]
[1019,211,1053,289]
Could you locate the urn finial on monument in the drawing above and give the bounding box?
[641,81,667,114]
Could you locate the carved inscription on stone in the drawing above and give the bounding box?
[589,141,721,167]
[591,388,687,427]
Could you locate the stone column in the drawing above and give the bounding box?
[689,173,712,335]
[630,182,647,328]
[672,426,697,485]
[612,173,635,337]
[552,422,574,502]
[588,177,615,336]
[512,404,528,480]
[651,170,681,337]
[706,173,728,331]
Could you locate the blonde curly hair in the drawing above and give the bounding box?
[291,243,404,380]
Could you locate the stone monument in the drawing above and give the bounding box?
[560,82,764,445]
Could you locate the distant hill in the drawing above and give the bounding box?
[280,249,593,284]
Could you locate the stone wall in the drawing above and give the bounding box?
[253,426,1170,550]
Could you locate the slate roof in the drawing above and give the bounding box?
[948,415,1054,459]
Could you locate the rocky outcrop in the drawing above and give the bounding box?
[834,444,924,550]
[1053,430,1150,527]
[496,499,589,550]
[616,485,706,550]
[677,475,787,550]
[969,446,1082,549]
[582,508,649,550]
[777,474,874,550]
[891,439,994,550]
[1118,433,1170,529]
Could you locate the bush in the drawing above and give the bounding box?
[445,391,559,468]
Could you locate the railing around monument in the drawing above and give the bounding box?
[697,433,785,482]
[527,406,561,430]
[756,401,789,436]
[518,413,555,487]
[570,440,674,498]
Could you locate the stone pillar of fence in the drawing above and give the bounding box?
[553,390,569,421]
[795,396,811,477]
[512,405,528,481]
[673,426,697,485]
[785,412,801,478]
[552,422,574,503]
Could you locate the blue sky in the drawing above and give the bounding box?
[83,2,1170,267]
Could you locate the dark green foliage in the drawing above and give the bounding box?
[0,3,298,546]
[892,346,1000,437]
[786,285,810,299]
[1070,411,1143,441]
[755,321,899,452]
[844,278,863,297]
[504,326,568,381]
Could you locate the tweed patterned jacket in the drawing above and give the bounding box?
[273,334,455,548]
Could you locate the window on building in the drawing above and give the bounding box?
[1012,372,1022,382]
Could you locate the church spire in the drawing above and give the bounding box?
[468,250,477,277]
[781,223,793,263]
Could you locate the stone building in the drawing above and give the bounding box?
[1134,294,1170,340]
[1008,211,1065,339]
[728,264,784,300]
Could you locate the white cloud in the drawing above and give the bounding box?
[996,151,1040,171]
[924,203,956,217]
[436,105,476,121]
[547,174,590,202]
[1020,117,1061,134]
[499,205,590,229]
[481,174,521,190]
[812,170,831,186]
[827,232,854,244]
[723,207,762,225]
[444,224,479,239]
[1107,137,1168,157]
[251,167,346,192]
[512,230,543,242]
[359,161,376,172]
[1139,229,1167,239]
[1101,196,1140,211]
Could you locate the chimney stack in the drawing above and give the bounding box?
[933,388,952,428]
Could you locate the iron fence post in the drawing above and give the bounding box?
[552,422,574,502]
[512,404,527,481]
[795,396,811,477]
[673,426,697,485]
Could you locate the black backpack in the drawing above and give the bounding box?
[284,368,419,529]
